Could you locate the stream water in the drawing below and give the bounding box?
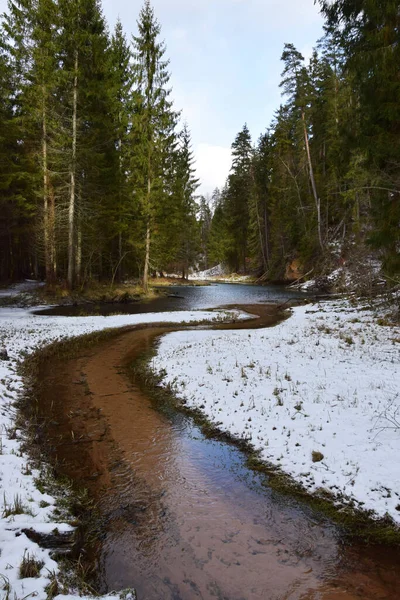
[34,282,308,316]
[33,285,400,600]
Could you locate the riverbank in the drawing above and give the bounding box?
[152,297,400,526]
[0,306,248,600]
[1,287,399,599]
[0,279,209,310]
[25,306,400,599]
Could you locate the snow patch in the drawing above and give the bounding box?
[153,299,400,523]
[0,305,248,599]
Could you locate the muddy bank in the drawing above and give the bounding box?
[29,305,400,599]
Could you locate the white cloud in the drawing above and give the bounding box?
[194,143,232,195]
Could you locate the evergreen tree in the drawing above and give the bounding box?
[249,132,272,273]
[58,0,114,287]
[280,43,324,250]
[174,123,200,278]
[225,124,253,272]
[131,0,178,291]
[108,19,134,282]
[208,187,229,267]
[320,0,400,274]
[198,195,212,270]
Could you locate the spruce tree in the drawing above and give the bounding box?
[174,123,200,278]
[280,43,324,250]
[320,0,400,275]
[108,19,134,282]
[58,0,114,287]
[131,0,178,291]
[225,124,253,272]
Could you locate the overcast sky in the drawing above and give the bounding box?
[0,0,325,194]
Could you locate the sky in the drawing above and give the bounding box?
[0,0,325,195]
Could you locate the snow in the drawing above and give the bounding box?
[1,284,399,598]
[189,263,252,282]
[153,298,400,524]
[0,280,45,298]
[0,303,248,600]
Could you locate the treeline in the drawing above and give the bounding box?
[0,0,199,289]
[1,1,399,289]
[203,0,399,280]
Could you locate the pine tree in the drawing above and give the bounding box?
[320,0,400,274]
[58,0,114,287]
[207,188,229,267]
[249,132,272,273]
[225,124,253,272]
[131,0,178,291]
[174,123,200,278]
[108,19,134,282]
[280,43,323,250]
[198,195,212,270]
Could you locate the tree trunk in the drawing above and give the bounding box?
[116,135,123,282]
[67,50,78,289]
[42,88,55,284]
[302,110,323,250]
[76,217,82,285]
[143,153,152,292]
[143,217,151,293]
[263,194,270,270]
[118,231,123,282]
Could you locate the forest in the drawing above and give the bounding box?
[0,0,399,290]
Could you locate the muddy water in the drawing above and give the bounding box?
[36,306,400,600]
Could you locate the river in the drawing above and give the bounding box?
[32,284,400,599]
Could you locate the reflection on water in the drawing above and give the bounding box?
[33,282,309,316]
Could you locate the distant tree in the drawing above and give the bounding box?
[224,124,253,272]
[174,123,200,278]
[198,195,212,270]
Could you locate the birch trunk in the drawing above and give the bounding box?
[67,51,78,289]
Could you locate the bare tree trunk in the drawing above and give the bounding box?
[118,231,123,282]
[76,216,82,285]
[302,110,323,250]
[143,149,152,293]
[42,89,54,284]
[143,216,151,293]
[263,193,270,269]
[49,182,56,277]
[118,136,123,283]
[67,50,78,289]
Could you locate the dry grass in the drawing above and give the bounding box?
[19,552,44,579]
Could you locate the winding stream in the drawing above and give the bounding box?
[33,285,400,599]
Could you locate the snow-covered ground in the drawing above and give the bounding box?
[153,298,400,523]
[0,279,45,298]
[189,263,252,282]
[0,301,247,600]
